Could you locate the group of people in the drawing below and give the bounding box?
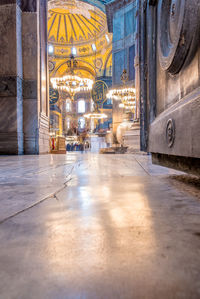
[66,141,90,152]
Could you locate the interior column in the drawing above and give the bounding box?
[22,0,49,154]
[0,0,23,154]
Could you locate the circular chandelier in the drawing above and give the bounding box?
[106,87,136,101]
[119,101,136,110]
[106,87,136,111]
[50,75,94,101]
[84,110,107,119]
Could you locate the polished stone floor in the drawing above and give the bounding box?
[0,153,200,299]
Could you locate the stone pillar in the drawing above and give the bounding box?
[0,0,49,155]
[0,1,23,154]
[22,0,49,154]
[37,0,49,154]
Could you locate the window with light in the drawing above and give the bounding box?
[66,118,70,129]
[66,101,71,112]
[71,47,77,55]
[79,117,85,129]
[78,100,86,113]
[90,100,95,112]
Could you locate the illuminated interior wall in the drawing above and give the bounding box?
[111,1,137,135]
[48,0,113,136]
[48,1,112,80]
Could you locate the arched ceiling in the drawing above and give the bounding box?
[48,0,113,79]
[48,0,107,45]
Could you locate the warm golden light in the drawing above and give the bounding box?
[50,75,94,100]
[106,87,136,101]
[107,87,136,111]
[84,112,108,119]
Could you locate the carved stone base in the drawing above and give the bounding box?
[0,132,23,155]
[149,87,200,158]
[123,122,140,152]
[152,153,200,176]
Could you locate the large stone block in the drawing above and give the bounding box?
[0,4,22,78]
[149,87,200,158]
[22,12,37,80]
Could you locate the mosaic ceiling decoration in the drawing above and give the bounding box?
[48,0,113,80]
[48,0,107,45]
[97,0,113,3]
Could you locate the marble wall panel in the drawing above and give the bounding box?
[21,0,36,12]
[129,45,135,81]
[22,12,37,80]
[0,97,18,132]
[0,93,23,155]
[0,75,23,154]
[0,5,18,76]
[125,8,135,37]
[23,98,38,154]
[0,132,23,154]
[38,113,50,154]
[0,2,23,154]
[113,49,127,85]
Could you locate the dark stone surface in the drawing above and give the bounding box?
[138,0,200,172]
[21,0,36,12]
[158,0,200,75]
[0,76,22,97]
[0,0,36,11]
[152,153,200,177]
[149,0,157,5]
[23,79,37,99]
[0,0,21,6]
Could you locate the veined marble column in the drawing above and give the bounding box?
[0,0,23,154]
[22,0,49,154]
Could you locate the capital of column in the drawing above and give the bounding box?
[0,0,36,12]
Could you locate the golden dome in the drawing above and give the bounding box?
[48,0,107,46]
[48,0,112,80]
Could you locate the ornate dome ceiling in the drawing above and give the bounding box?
[48,0,113,80]
[48,0,107,46]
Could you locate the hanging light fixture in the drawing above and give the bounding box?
[84,100,107,119]
[50,46,93,101]
[107,87,136,111]
[84,110,108,119]
[51,75,93,101]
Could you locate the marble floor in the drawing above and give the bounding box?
[0,153,200,299]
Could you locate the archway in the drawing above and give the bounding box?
[0,0,113,154]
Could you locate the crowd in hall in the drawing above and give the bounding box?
[66,142,90,152]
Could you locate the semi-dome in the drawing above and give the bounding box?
[48,0,113,80]
[48,0,107,46]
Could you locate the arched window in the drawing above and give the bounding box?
[71,47,77,55]
[78,100,85,113]
[66,100,71,112]
[66,118,70,129]
[90,100,95,112]
[78,117,85,129]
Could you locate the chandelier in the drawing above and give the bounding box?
[50,75,93,100]
[50,54,94,101]
[106,87,136,111]
[84,112,107,119]
[84,106,107,119]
